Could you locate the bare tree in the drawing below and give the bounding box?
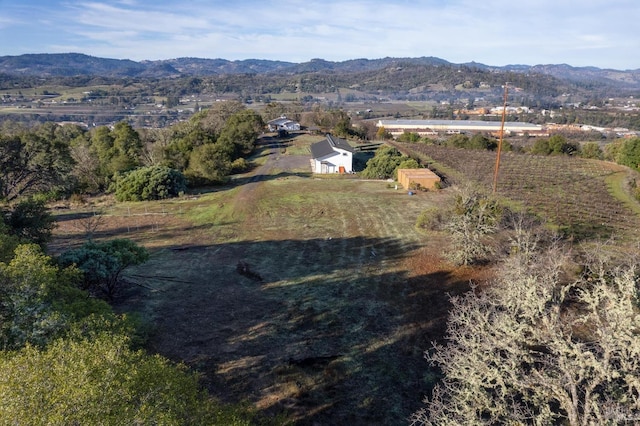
[411,245,640,425]
[71,210,105,241]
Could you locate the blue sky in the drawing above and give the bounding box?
[1,0,638,70]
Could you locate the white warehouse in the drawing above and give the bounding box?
[376,119,544,137]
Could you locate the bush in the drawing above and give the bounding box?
[58,239,149,300]
[580,142,603,159]
[443,187,502,265]
[415,207,444,231]
[361,146,410,179]
[111,166,186,202]
[0,333,256,425]
[230,157,251,174]
[617,137,640,170]
[396,132,421,143]
[4,198,56,247]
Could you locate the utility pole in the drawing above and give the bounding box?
[492,83,509,193]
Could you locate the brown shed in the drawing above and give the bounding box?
[397,168,441,190]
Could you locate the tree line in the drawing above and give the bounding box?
[0,100,265,203]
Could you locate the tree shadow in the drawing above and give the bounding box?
[118,236,476,425]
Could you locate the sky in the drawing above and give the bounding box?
[0,0,638,70]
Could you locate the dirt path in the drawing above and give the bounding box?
[234,137,311,209]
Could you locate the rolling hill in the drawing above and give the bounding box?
[1,53,639,90]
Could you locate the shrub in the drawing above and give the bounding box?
[230,157,251,174]
[443,186,502,265]
[4,198,56,247]
[361,146,410,179]
[580,142,603,159]
[415,207,444,231]
[396,132,421,143]
[0,333,256,425]
[57,239,149,300]
[617,137,640,170]
[111,166,186,202]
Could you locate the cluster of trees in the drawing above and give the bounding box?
[529,134,581,156]
[413,186,640,424]
[604,137,640,170]
[390,129,621,163]
[0,101,264,203]
[393,132,512,152]
[0,101,271,421]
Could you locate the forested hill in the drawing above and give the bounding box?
[1,53,640,90]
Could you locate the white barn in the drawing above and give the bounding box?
[310,134,354,174]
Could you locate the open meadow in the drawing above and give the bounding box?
[49,135,640,424]
[50,136,486,424]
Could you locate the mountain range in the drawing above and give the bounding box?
[1,53,640,90]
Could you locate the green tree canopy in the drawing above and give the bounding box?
[0,132,74,202]
[444,134,470,149]
[216,109,264,159]
[110,165,187,202]
[617,137,640,170]
[186,143,233,185]
[57,239,149,299]
[4,198,56,247]
[0,333,253,425]
[530,134,580,156]
[89,122,143,180]
[361,145,411,179]
[580,141,603,160]
[396,132,421,143]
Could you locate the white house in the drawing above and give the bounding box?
[267,116,301,132]
[310,134,354,174]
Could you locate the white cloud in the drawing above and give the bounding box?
[0,0,638,68]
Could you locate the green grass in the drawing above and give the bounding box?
[605,171,640,215]
[183,188,243,227]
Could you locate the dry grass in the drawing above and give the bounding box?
[50,138,640,424]
[50,141,491,425]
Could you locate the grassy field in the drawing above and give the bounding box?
[51,140,487,425]
[50,137,640,424]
